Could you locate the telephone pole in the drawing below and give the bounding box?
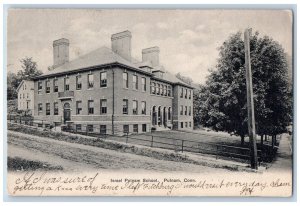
[244,28,258,170]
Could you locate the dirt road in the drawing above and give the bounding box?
[8,130,229,173]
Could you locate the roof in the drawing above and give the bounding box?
[152,71,194,89]
[36,46,152,79]
[16,80,34,92]
[35,46,194,88]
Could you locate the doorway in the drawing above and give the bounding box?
[63,102,71,123]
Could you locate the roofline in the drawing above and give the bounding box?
[16,80,25,92]
[151,76,194,89]
[176,82,195,89]
[16,79,34,92]
[32,62,194,88]
[32,62,153,80]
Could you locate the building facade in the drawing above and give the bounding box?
[17,80,34,114]
[32,30,194,134]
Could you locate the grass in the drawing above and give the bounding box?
[7,123,244,171]
[7,156,63,171]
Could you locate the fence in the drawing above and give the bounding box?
[7,114,56,129]
[119,133,263,163]
[60,123,263,164]
[8,115,273,164]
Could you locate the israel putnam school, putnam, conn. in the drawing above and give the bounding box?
[19,30,194,135]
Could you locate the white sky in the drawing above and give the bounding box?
[7,9,292,84]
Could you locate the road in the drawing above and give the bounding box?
[8,130,230,173]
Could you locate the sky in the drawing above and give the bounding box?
[7,9,293,84]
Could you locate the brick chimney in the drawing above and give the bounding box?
[53,38,69,67]
[111,30,132,62]
[142,46,160,67]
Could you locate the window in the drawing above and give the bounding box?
[64,77,69,91]
[27,93,29,98]
[100,125,106,135]
[141,101,146,115]
[123,125,129,134]
[20,94,21,99]
[23,93,25,98]
[189,122,192,128]
[133,124,138,133]
[168,107,171,120]
[181,122,184,128]
[123,99,128,114]
[185,89,188,99]
[46,80,50,93]
[132,100,138,115]
[189,90,192,99]
[154,83,157,94]
[180,105,183,115]
[26,102,29,109]
[76,101,82,115]
[180,87,183,98]
[160,84,163,96]
[133,75,138,90]
[88,100,94,114]
[100,99,107,114]
[189,106,191,116]
[87,125,93,133]
[141,77,146,91]
[38,103,43,115]
[100,72,107,87]
[53,79,58,92]
[123,72,128,88]
[38,81,42,94]
[157,83,160,95]
[24,84,26,90]
[185,122,188,128]
[151,82,155,94]
[76,75,82,90]
[185,106,188,115]
[163,85,167,96]
[46,103,50,115]
[54,102,58,115]
[76,124,82,131]
[88,74,94,89]
[142,124,147,132]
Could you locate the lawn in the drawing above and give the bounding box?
[107,129,278,163]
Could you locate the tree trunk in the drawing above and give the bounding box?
[241,135,245,146]
[272,135,275,149]
[261,134,264,149]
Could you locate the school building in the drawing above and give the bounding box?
[30,30,194,134]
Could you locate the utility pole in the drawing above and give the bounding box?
[244,28,258,170]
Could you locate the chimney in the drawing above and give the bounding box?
[142,46,160,67]
[111,30,132,62]
[53,38,69,67]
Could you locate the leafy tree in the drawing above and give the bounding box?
[17,57,43,79]
[175,72,193,85]
[7,72,21,100]
[196,31,292,144]
[7,57,42,100]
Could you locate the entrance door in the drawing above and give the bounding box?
[63,102,71,123]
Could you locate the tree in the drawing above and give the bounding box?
[175,72,193,85]
[195,31,292,144]
[17,57,43,79]
[7,72,21,100]
[7,57,42,100]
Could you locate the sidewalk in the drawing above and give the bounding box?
[267,133,292,172]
